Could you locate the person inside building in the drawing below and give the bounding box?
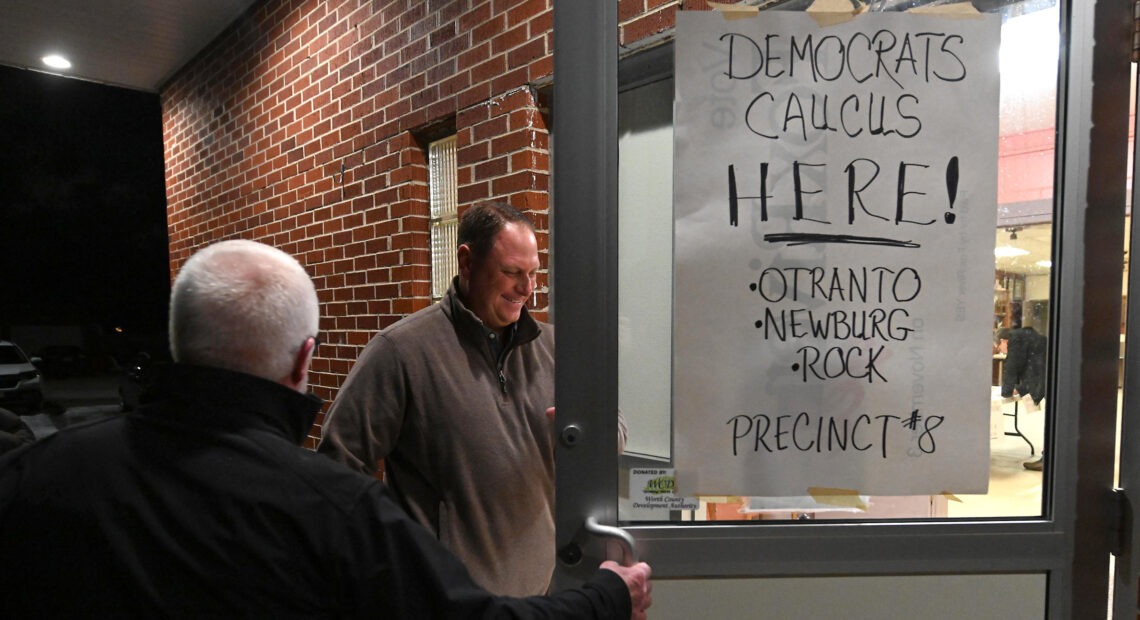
[0,239,652,619]
[320,201,601,596]
[996,325,1048,471]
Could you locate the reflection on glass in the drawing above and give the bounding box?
[616,0,1057,523]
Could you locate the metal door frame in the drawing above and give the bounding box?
[551,2,1133,616]
[1113,56,1140,620]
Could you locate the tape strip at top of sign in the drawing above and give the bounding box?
[706,0,982,26]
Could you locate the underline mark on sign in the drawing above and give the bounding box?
[764,233,920,248]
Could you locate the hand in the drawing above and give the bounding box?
[600,560,652,620]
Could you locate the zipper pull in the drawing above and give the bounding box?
[498,369,507,394]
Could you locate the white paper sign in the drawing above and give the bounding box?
[673,10,999,496]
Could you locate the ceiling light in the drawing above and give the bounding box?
[42,55,71,69]
[1035,260,1053,268]
[994,246,1030,258]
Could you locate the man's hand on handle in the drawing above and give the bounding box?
[600,560,652,620]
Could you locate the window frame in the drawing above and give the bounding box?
[428,134,458,302]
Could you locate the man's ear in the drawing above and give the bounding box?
[457,243,473,280]
[288,337,316,391]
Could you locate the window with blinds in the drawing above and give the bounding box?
[429,135,458,301]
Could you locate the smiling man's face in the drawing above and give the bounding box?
[459,222,539,332]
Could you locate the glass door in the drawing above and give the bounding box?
[1114,62,1140,620]
[618,0,1062,525]
[553,1,1134,618]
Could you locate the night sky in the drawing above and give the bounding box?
[0,65,170,344]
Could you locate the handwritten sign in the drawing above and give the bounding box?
[672,10,999,496]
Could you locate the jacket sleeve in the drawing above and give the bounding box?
[317,333,407,475]
[1001,332,1029,398]
[0,408,35,456]
[343,482,631,619]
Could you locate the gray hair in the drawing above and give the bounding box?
[169,240,319,382]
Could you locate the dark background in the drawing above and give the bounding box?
[0,64,170,363]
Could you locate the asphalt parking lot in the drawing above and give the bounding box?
[21,373,123,440]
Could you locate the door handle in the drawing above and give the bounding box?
[584,516,638,566]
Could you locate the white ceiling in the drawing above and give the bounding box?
[993,222,1054,277]
[0,0,257,92]
[994,218,1132,282]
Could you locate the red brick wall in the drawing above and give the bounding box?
[162,0,684,446]
[620,0,683,45]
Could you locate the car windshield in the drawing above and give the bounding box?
[0,346,27,364]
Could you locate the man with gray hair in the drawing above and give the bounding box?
[0,239,651,618]
[169,239,322,385]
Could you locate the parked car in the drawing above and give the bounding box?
[0,341,43,414]
[37,344,89,378]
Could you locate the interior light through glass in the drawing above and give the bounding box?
[994,246,1030,258]
[42,55,71,69]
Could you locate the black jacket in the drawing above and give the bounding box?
[0,364,629,618]
[1001,327,1048,404]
